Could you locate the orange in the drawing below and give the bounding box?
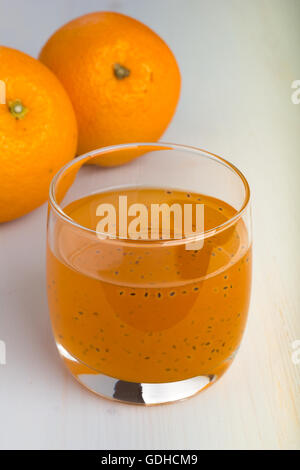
[0,46,78,223]
[39,12,181,164]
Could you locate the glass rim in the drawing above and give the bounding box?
[48,142,251,245]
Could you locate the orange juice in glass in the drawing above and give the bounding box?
[47,143,252,404]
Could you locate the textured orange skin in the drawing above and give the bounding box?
[39,12,181,164]
[0,46,78,223]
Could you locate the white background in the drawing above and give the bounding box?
[0,0,300,450]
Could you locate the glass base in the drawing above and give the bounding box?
[57,343,220,405]
[77,373,216,405]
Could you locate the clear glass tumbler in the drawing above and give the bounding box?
[47,143,252,405]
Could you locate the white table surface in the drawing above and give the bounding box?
[0,0,300,450]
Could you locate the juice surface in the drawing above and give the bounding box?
[47,188,251,383]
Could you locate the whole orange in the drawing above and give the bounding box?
[39,12,181,164]
[0,46,78,222]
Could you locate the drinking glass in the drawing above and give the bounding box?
[47,143,252,405]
